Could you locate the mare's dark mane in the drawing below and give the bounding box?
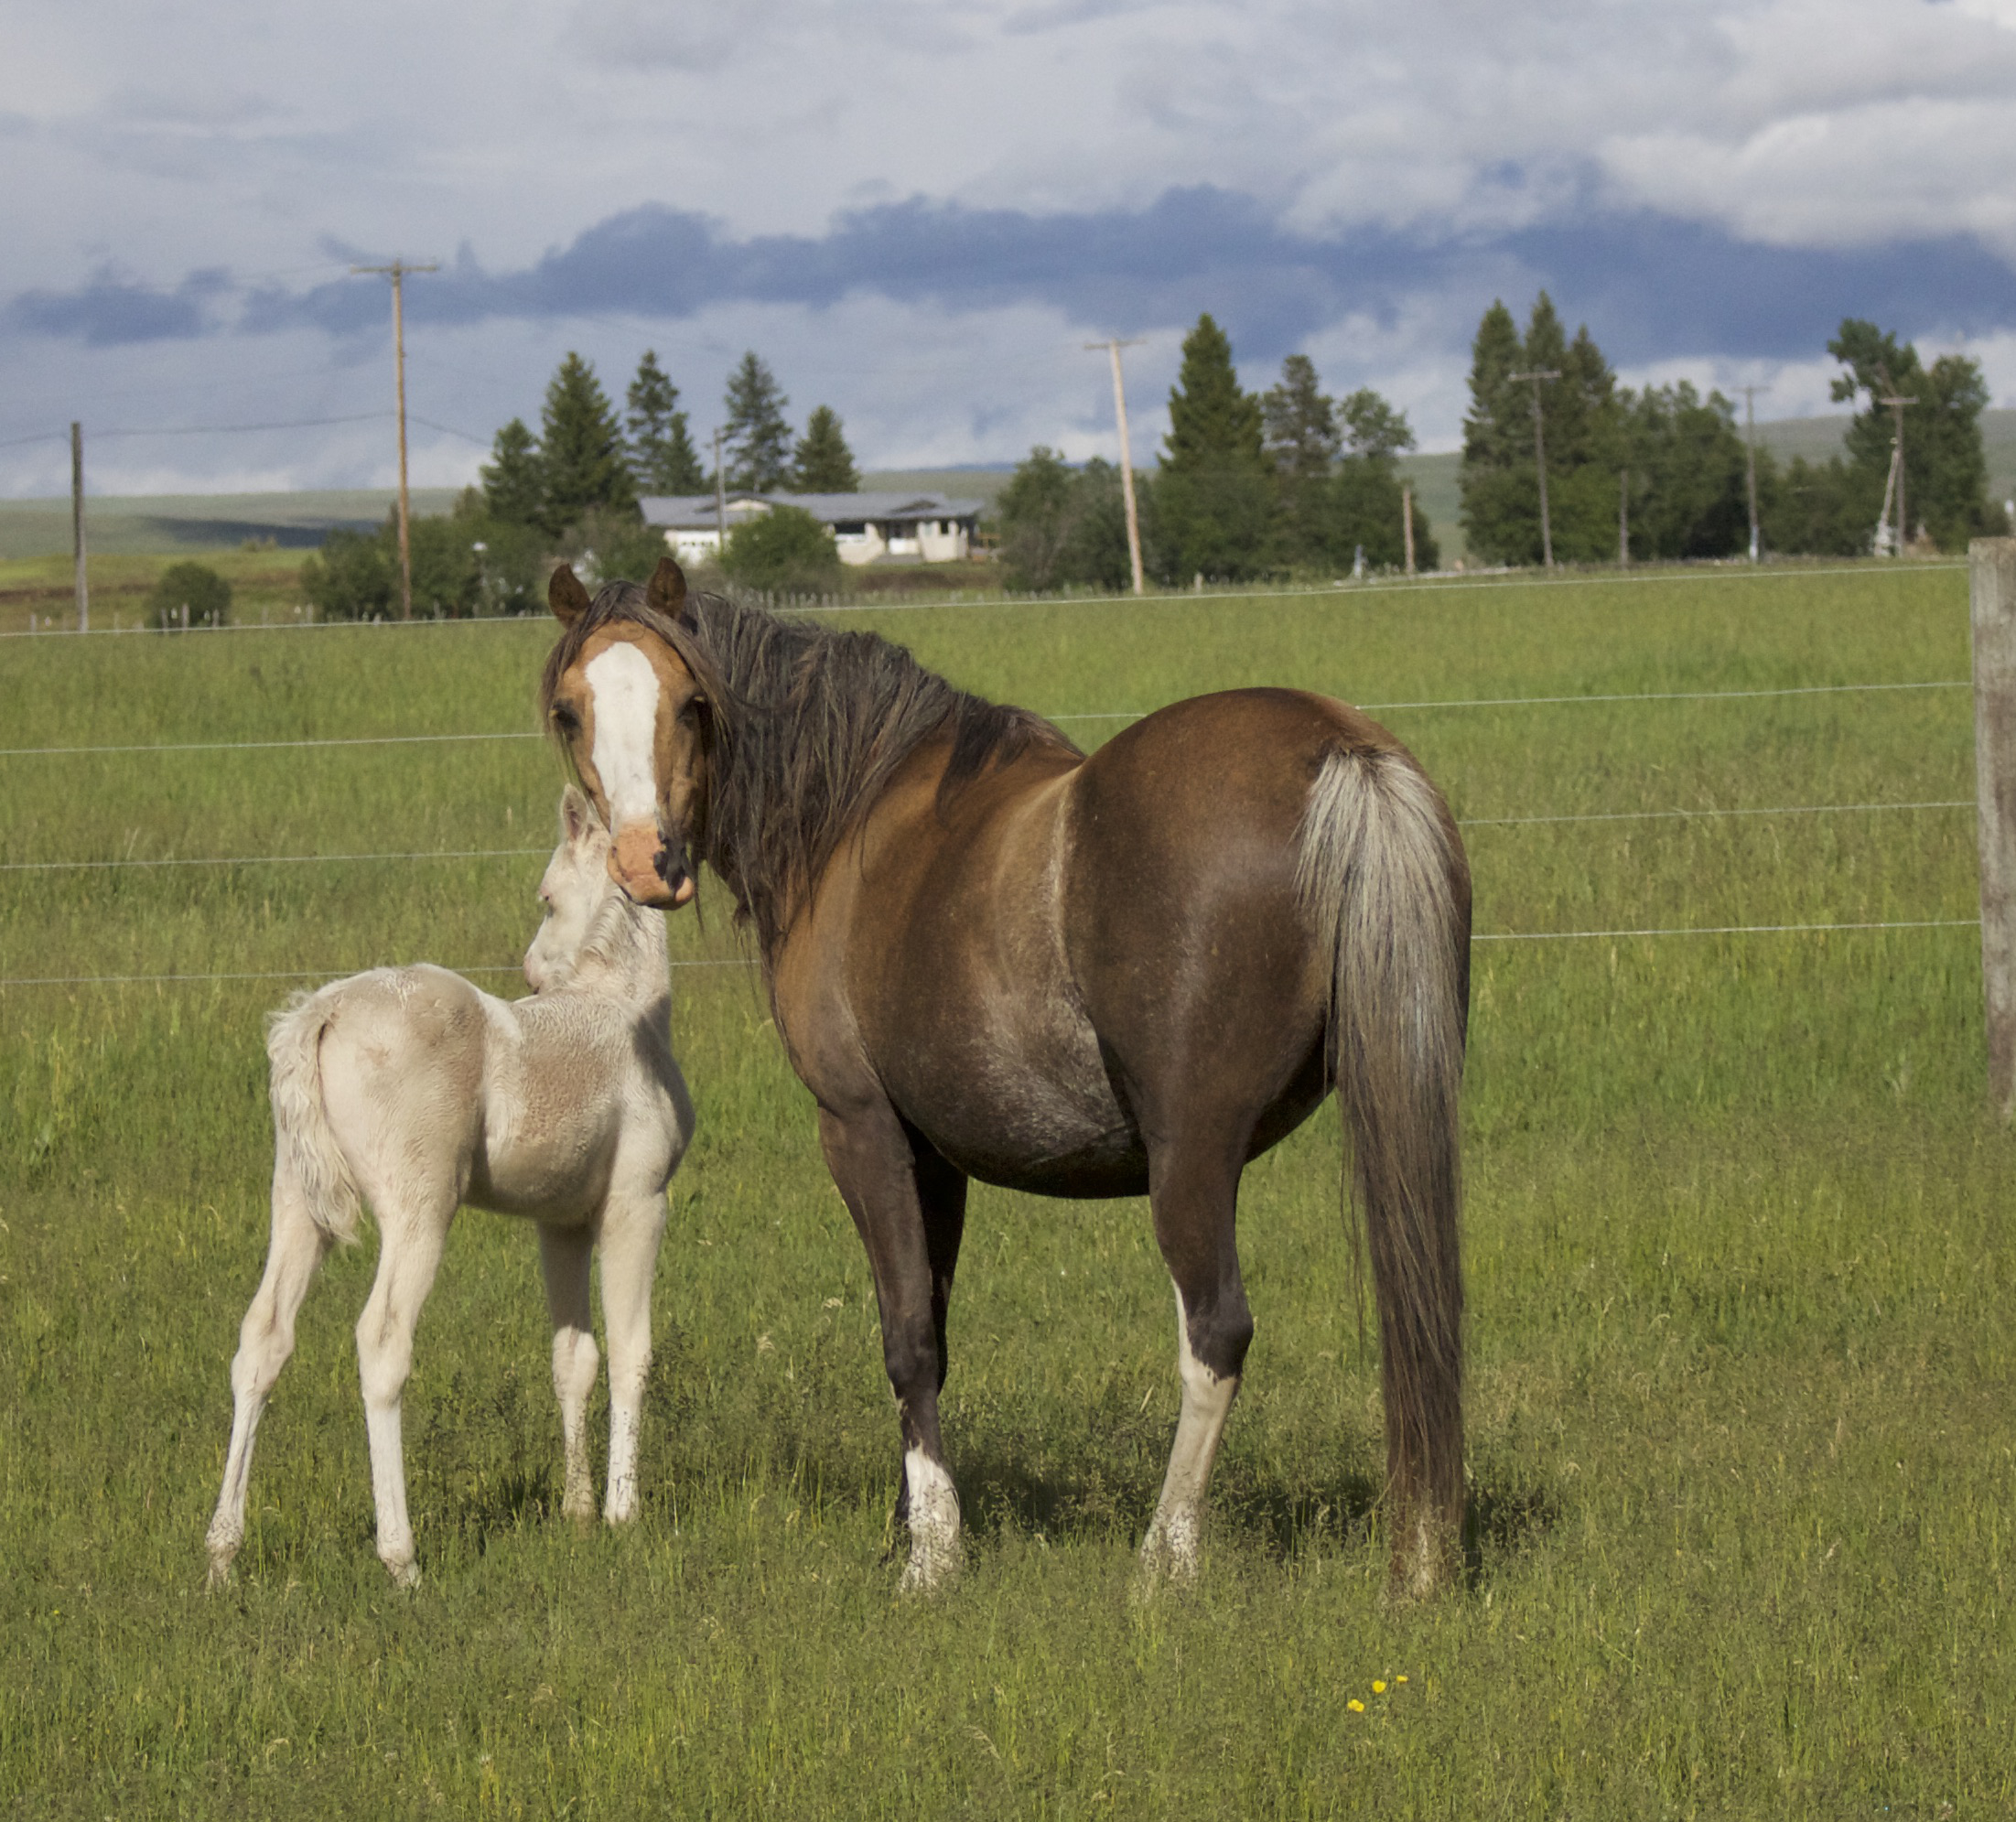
[542,583,1080,954]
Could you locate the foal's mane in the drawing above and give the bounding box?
[541,582,1081,955]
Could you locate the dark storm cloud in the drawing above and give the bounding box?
[12,189,2016,364]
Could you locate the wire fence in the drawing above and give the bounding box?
[0,556,1970,642]
[0,585,1986,987]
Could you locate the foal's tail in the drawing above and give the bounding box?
[266,991,362,1246]
[1296,743,1470,1596]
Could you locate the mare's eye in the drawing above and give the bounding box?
[552,706,580,736]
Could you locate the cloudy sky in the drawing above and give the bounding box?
[5,0,2015,496]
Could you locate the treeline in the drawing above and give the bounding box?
[303,350,861,619]
[997,315,1435,591]
[1461,296,2001,564]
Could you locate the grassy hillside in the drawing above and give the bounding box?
[2,562,2009,1815]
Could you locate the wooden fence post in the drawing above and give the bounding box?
[1971,537,2016,1116]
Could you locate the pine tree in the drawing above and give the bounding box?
[1459,294,1623,565]
[723,351,793,492]
[480,418,545,530]
[1261,355,1339,479]
[1338,388,1416,463]
[540,353,637,534]
[626,350,706,494]
[790,405,860,492]
[1156,313,1272,581]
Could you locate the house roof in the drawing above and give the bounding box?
[640,491,984,530]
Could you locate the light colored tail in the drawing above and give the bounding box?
[1296,745,1470,1594]
[266,991,362,1246]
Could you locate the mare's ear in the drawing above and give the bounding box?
[558,783,598,845]
[646,555,688,621]
[549,564,593,627]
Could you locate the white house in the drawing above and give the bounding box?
[639,491,986,567]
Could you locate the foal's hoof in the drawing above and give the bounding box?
[1134,1512,1202,1596]
[204,1553,235,1593]
[383,1558,422,1591]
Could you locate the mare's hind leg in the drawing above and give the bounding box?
[1139,1133,1254,1586]
[206,1170,329,1586]
[593,1190,667,1525]
[817,1102,968,1593]
[354,1200,455,1588]
[537,1224,599,1523]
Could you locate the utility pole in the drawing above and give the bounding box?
[1618,468,1629,567]
[1878,391,1918,557]
[351,258,437,618]
[1508,368,1562,567]
[1402,481,1416,577]
[1742,384,1768,563]
[1083,339,1145,595]
[712,427,727,555]
[70,421,88,631]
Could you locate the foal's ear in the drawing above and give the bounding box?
[548,564,593,627]
[646,555,688,620]
[558,783,598,846]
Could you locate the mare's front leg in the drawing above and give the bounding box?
[537,1224,599,1523]
[593,1188,669,1525]
[354,1202,454,1588]
[206,1167,329,1586]
[818,1101,968,1592]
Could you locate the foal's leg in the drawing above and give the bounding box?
[206,1170,329,1585]
[819,1104,968,1592]
[537,1223,599,1523]
[594,1190,668,1525]
[1139,1133,1254,1585]
[354,1202,454,1588]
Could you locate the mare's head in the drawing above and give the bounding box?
[523,785,623,990]
[541,556,715,910]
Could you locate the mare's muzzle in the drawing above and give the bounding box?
[610,822,695,909]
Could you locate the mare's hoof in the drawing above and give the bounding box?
[898,1542,962,1596]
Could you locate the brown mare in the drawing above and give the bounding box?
[543,558,1470,1595]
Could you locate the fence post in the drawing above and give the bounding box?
[1971,538,2016,1116]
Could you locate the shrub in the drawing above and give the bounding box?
[146,562,232,629]
[720,504,843,594]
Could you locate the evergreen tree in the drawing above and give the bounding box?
[1338,388,1416,463]
[1459,294,1623,565]
[1156,313,1273,581]
[480,417,545,530]
[790,405,861,491]
[723,351,793,492]
[626,350,706,494]
[539,353,637,534]
[1262,355,1339,478]
[1827,319,1994,550]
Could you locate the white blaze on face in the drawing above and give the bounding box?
[584,642,663,835]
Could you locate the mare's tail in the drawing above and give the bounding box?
[1295,743,1470,1596]
[265,990,362,1245]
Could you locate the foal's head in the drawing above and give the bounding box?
[543,557,712,911]
[523,786,625,991]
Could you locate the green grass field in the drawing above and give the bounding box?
[2,563,2011,1817]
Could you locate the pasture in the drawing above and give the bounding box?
[2,563,2011,1817]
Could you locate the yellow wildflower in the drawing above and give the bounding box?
[1347,1699,1364,1713]
[1372,1680,1386,1694]
[1396,1675,1408,1684]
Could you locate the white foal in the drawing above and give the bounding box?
[206,786,694,1590]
